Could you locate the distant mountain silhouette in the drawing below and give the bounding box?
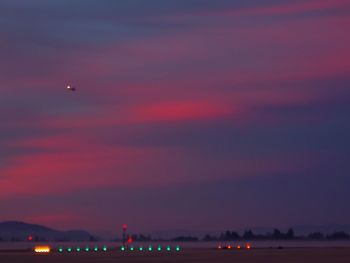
[0,221,95,241]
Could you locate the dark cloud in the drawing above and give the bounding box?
[0,0,349,232]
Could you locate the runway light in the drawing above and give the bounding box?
[58,247,63,253]
[121,246,125,251]
[148,246,153,251]
[176,246,180,251]
[228,245,232,249]
[237,245,241,249]
[246,244,251,249]
[67,247,72,252]
[94,246,98,252]
[139,246,143,251]
[34,246,51,253]
[76,247,81,252]
[103,246,107,251]
[157,245,162,251]
[218,245,222,249]
[130,246,134,251]
[166,246,171,251]
[85,247,90,252]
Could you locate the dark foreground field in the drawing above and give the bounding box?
[1,248,350,263]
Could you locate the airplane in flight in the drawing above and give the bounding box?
[66,85,76,91]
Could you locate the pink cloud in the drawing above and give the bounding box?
[1,0,348,198]
[0,138,171,197]
[24,212,82,230]
[2,6,348,106]
[128,100,236,123]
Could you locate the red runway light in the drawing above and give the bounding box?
[246,244,251,249]
[28,235,33,241]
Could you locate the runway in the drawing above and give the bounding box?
[0,248,349,263]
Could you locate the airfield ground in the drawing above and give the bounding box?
[0,248,350,263]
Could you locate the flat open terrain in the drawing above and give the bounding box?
[0,248,350,263]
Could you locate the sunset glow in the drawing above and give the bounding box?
[0,0,349,234]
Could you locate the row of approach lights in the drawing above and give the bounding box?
[218,244,252,250]
[35,244,252,254]
[120,245,181,252]
[35,245,181,253]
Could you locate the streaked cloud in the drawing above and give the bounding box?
[0,0,349,232]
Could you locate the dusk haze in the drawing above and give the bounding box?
[0,0,349,246]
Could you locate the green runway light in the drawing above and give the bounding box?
[121,246,125,251]
[85,247,90,252]
[157,245,162,251]
[139,246,143,251]
[76,247,81,252]
[58,247,63,253]
[148,246,153,251]
[67,247,72,252]
[130,246,134,251]
[176,246,180,251]
[102,246,107,251]
[166,246,171,251]
[94,246,98,252]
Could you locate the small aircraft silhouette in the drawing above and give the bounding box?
[66,85,76,91]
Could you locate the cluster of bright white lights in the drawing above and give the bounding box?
[34,246,51,253]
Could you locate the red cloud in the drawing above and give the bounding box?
[129,101,235,123]
[0,138,169,197]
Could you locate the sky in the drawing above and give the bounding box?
[0,0,349,236]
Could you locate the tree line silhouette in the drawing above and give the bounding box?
[1,228,349,242]
[174,228,350,241]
